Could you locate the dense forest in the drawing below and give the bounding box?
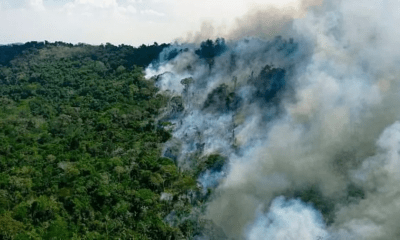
[0,41,210,239]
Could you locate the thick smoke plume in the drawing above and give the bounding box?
[184,0,324,43]
[246,197,328,240]
[146,0,400,239]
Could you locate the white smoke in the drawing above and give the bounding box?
[246,197,329,240]
[146,0,400,239]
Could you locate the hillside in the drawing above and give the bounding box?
[0,42,199,239]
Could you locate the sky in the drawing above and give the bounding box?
[0,0,301,47]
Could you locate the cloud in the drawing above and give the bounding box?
[29,0,45,11]
[141,9,165,17]
[0,0,315,46]
[73,0,117,9]
[126,5,137,14]
[0,0,180,45]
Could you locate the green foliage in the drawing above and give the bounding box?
[0,212,25,239]
[202,84,232,113]
[0,42,197,239]
[196,154,226,177]
[43,216,70,240]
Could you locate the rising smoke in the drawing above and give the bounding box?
[146,0,400,239]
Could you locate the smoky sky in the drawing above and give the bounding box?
[0,0,304,46]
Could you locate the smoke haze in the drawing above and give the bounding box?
[183,0,324,43]
[146,0,400,239]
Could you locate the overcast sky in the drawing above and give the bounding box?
[0,0,301,46]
